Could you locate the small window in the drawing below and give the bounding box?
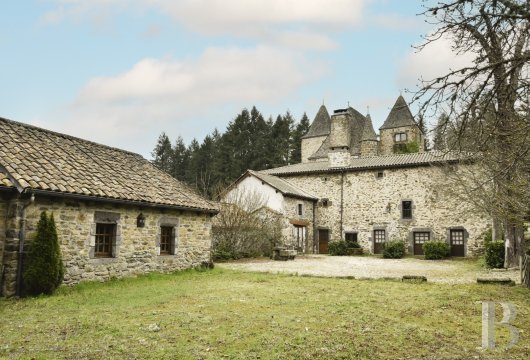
[377,171,384,178]
[402,201,412,219]
[394,133,407,142]
[297,203,303,216]
[95,223,116,258]
[160,226,174,255]
[345,232,358,245]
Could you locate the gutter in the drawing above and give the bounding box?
[15,192,35,297]
[26,188,219,215]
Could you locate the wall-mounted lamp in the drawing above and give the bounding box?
[137,213,146,228]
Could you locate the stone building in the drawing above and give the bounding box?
[222,170,317,253]
[0,117,218,297]
[224,96,490,256]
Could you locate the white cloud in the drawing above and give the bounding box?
[42,0,365,50]
[398,34,476,89]
[47,45,328,156]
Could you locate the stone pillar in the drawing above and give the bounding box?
[1,199,22,297]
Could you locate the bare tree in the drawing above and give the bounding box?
[213,188,283,259]
[415,0,530,267]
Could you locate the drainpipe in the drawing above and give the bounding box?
[312,200,317,253]
[15,192,35,297]
[340,170,344,240]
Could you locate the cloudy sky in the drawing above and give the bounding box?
[0,1,463,158]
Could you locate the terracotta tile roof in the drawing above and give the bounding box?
[263,151,462,175]
[0,116,218,212]
[248,170,317,200]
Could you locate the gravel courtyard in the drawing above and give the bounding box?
[217,255,521,284]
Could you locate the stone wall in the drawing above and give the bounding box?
[301,136,327,163]
[282,197,315,253]
[360,140,378,157]
[279,165,490,256]
[0,197,8,291]
[1,195,213,295]
[379,125,424,155]
[329,150,351,168]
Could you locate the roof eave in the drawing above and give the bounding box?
[269,159,462,176]
[25,188,219,214]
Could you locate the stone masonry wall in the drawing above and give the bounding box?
[282,197,314,253]
[301,136,327,163]
[0,197,8,291]
[6,196,212,291]
[379,125,424,155]
[281,165,490,256]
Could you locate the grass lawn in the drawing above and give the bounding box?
[1,268,529,359]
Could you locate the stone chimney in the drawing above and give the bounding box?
[328,109,351,168]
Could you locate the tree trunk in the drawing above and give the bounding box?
[492,218,502,241]
[504,223,524,268]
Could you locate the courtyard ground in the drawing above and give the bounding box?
[1,268,529,359]
[217,255,521,284]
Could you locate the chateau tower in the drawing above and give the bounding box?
[379,96,424,155]
[360,113,378,157]
[300,105,330,163]
[328,109,352,168]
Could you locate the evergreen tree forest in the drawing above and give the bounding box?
[151,106,311,199]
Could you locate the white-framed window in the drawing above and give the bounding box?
[394,133,407,142]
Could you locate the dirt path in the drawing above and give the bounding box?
[217,255,521,284]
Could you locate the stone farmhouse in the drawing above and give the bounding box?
[223,96,490,256]
[0,117,218,297]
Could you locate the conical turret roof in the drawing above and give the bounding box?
[361,114,377,141]
[302,104,331,139]
[380,95,416,130]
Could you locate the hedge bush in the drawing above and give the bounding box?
[383,240,406,259]
[423,240,450,260]
[485,240,505,268]
[23,212,64,296]
[329,240,349,256]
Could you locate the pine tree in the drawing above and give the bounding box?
[432,113,449,151]
[23,211,63,296]
[151,132,173,173]
[291,113,310,163]
[271,112,295,166]
[170,136,189,182]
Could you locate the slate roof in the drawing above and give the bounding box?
[0,117,218,212]
[308,107,367,160]
[248,170,317,200]
[361,114,377,141]
[263,151,462,176]
[380,95,417,130]
[301,105,330,139]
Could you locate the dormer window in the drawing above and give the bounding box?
[394,133,407,142]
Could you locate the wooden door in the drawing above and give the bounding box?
[318,229,329,254]
[450,230,465,257]
[413,232,430,255]
[373,229,385,254]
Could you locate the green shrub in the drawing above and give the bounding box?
[329,240,348,256]
[347,241,361,249]
[383,240,406,259]
[23,212,64,296]
[423,240,450,260]
[485,240,505,268]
